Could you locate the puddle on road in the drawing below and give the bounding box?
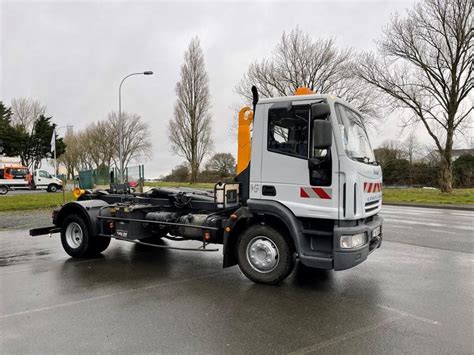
[0,249,51,266]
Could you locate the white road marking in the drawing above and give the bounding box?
[428,229,456,235]
[382,214,473,228]
[382,206,443,213]
[392,225,414,230]
[382,211,474,221]
[290,316,403,354]
[377,304,440,325]
[0,271,229,319]
[383,217,474,231]
[382,207,473,217]
[290,302,440,354]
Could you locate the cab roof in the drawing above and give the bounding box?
[257,93,360,114]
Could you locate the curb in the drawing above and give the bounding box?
[383,201,474,211]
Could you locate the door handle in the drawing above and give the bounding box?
[262,185,276,196]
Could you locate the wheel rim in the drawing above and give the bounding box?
[246,236,279,273]
[0,186,6,194]
[65,222,83,248]
[51,186,57,192]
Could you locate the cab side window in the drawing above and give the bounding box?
[268,106,309,159]
[39,170,51,178]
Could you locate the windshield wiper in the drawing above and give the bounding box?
[353,156,378,165]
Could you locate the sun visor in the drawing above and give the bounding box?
[269,101,292,113]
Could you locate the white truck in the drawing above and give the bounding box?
[30,170,63,192]
[0,166,63,195]
[30,87,383,284]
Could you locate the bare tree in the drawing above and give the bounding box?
[374,139,404,166]
[169,37,214,183]
[402,131,423,185]
[80,121,116,169]
[356,0,473,192]
[75,131,94,170]
[108,111,152,170]
[236,27,381,120]
[10,98,46,132]
[58,127,80,179]
[207,153,236,177]
[403,131,422,165]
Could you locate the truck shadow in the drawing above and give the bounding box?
[58,239,228,291]
[289,262,333,290]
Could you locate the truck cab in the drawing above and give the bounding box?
[0,164,31,193]
[236,92,382,273]
[3,166,30,181]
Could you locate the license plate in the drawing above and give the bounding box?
[116,222,128,238]
[116,229,128,238]
[373,226,381,238]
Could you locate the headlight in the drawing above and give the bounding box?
[340,233,367,249]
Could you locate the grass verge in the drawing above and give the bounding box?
[144,181,215,189]
[382,188,474,205]
[0,193,74,212]
[1,186,471,212]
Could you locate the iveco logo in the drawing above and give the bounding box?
[251,184,260,193]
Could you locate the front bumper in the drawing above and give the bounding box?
[333,215,383,270]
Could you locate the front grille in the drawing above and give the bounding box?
[365,199,380,213]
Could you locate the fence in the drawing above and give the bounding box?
[78,165,145,190]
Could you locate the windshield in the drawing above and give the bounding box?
[335,104,375,164]
[10,168,29,175]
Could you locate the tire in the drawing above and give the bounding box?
[237,224,295,285]
[60,214,110,258]
[48,184,58,193]
[0,185,8,195]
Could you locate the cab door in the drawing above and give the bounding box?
[259,101,338,220]
[36,170,51,187]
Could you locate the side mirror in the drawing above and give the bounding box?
[311,103,330,120]
[312,120,332,150]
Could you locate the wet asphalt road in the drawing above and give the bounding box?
[0,205,473,354]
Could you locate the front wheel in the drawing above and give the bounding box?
[237,224,295,285]
[60,214,110,258]
[47,184,58,192]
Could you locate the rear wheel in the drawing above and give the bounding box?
[237,224,295,285]
[0,185,8,195]
[61,214,110,258]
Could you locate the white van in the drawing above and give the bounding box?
[31,170,63,192]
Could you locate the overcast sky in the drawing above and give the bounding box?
[2,0,454,177]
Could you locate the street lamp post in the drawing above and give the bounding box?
[118,71,153,183]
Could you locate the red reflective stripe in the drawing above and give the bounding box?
[313,188,331,199]
[364,182,368,192]
[300,187,310,198]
